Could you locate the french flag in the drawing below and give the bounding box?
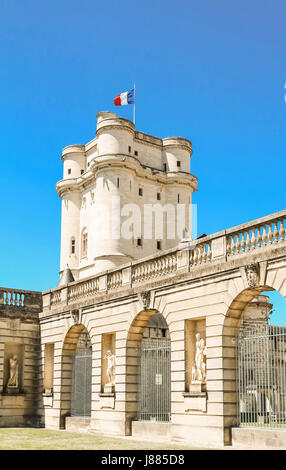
[114,88,135,106]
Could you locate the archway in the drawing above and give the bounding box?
[60,324,92,428]
[125,310,171,432]
[222,280,286,437]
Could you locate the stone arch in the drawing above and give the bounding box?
[221,265,286,439]
[125,307,171,433]
[59,323,92,428]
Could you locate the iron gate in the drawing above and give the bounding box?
[70,350,92,417]
[137,339,171,422]
[237,324,286,428]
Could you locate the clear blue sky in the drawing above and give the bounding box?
[0,0,285,319]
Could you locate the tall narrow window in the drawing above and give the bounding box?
[157,192,161,201]
[117,177,120,188]
[163,163,167,172]
[71,238,76,254]
[157,240,162,250]
[81,229,88,258]
[139,187,143,196]
[177,161,181,168]
[178,194,180,203]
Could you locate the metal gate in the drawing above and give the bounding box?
[70,350,92,417]
[137,339,171,422]
[237,324,286,428]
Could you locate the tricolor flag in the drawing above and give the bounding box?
[114,88,135,106]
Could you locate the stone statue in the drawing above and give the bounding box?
[192,333,207,383]
[105,350,116,386]
[7,355,19,388]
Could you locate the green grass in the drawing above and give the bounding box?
[0,428,202,450]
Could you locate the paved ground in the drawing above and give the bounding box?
[0,428,208,450]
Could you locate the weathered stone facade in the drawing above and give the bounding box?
[0,288,42,426]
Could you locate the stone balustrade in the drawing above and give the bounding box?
[0,287,42,312]
[226,211,286,256]
[43,209,286,310]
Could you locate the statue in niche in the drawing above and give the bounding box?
[192,333,207,383]
[7,355,19,388]
[105,350,116,386]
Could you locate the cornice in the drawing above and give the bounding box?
[56,154,198,198]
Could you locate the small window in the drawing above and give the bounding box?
[81,169,84,174]
[157,241,161,250]
[138,187,143,196]
[157,192,161,201]
[128,146,131,153]
[68,169,71,175]
[117,177,120,188]
[134,150,138,156]
[88,162,90,167]
[81,230,88,258]
[178,194,180,203]
[163,163,167,172]
[137,238,142,247]
[177,161,181,167]
[71,238,76,254]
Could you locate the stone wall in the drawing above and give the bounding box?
[0,288,42,427]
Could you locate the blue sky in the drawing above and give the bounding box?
[0,0,285,320]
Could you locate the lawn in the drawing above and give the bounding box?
[0,428,200,450]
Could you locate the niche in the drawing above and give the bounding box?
[185,319,206,391]
[101,333,116,393]
[4,343,24,394]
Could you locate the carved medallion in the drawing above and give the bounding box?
[70,309,80,324]
[245,264,260,288]
[139,291,151,310]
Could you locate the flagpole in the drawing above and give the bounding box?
[133,82,136,126]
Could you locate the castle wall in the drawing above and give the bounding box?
[0,289,42,427]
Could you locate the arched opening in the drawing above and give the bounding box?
[223,282,286,436]
[125,310,171,433]
[60,324,92,428]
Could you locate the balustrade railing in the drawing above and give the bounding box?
[189,241,212,266]
[0,287,41,310]
[44,210,286,308]
[132,252,177,284]
[68,279,98,302]
[226,213,286,256]
[0,288,25,307]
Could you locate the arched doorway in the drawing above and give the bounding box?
[70,329,92,417]
[126,310,171,431]
[60,325,92,427]
[137,313,171,422]
[222,279,286,437]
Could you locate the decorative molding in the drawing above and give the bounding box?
[138,291,151,310]
[70,309,80,325]
[245,264,260,288]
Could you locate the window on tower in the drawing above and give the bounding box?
[81,229,88,258]
[71,238,76,255]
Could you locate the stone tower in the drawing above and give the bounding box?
[56,111,198,281]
